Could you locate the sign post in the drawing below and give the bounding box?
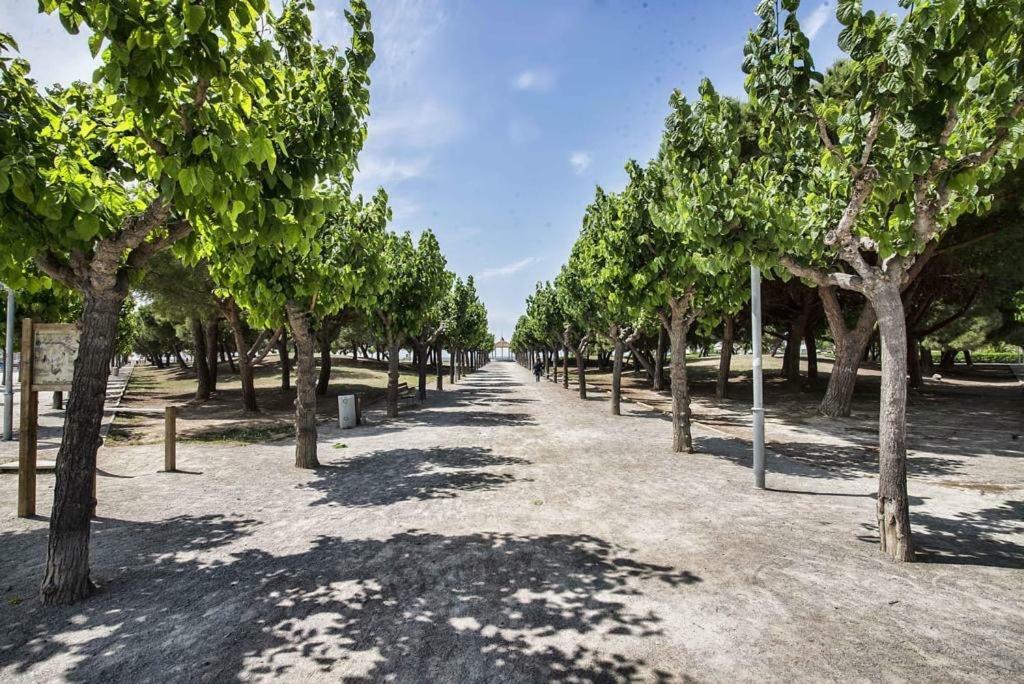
[17,319,79,517]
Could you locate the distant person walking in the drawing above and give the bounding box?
[533,360,543,382]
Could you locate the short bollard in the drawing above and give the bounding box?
[164,406,176,472]
[338,395,357,429]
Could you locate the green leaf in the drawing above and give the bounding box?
[184,4,206,33]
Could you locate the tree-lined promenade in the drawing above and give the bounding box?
[0,0,1022,678]
[0,0,491,605]
[513,0,1024,563]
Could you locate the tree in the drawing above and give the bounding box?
[411,269,455,400]
[0,0,376,602]
[575,183,649,415]
[372,230,450,417]
[137,252,219,399]
[646,81,752,452]
[555,257,599,398]
[744,0,1024,559]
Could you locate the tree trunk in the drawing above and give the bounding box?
[939,349,957,370]
[387,338,400,418]
[819,292,876,418]
[870,283,914,562]
[286,303,319,469]
[190,316,211,400]
[907,332,923,389]
[450,348,456,384]
[666,306,694,453]
[205,318,219,392]
[611,336,624,416]
[173,346,188,370]
[552,347,559,384]
[654,325,666,391]
[417,342,428,401]
[964,349,973,366]
[435,342,444,391]
[41,289,124,605]
[805,330,818,382]
[224,302,256,412]
[52,391,64,410]
[279,327,291,391]
[316,325,332,396]
[784,314,806,385]
[577,339,589,399]
[562,344,570,389]
[716,316,734,400]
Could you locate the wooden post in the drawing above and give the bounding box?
[18,318,37,517]
[164,405,176,472]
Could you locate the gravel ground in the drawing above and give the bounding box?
[0,361,1022,682]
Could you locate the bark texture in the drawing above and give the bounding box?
[204,318,219,392]
[286,303,320,469]
[716,316,734,400]
[871,284,915,561]
[611,336,624,416]
[278,327,291,391]
[41,290,123,605]
[190,316,211,400]
[387,339,401,418]
[664,300,695,453]
[223,299,257,412]
[819,288,876,417]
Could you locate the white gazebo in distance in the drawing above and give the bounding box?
[493,337,511,361]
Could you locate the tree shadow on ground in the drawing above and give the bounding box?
[909,500,1024,568]
[0,517,700,682]
[694,435,964,481]
[303,446,529,508]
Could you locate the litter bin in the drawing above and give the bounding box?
[338,395,357,429]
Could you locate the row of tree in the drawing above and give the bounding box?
[0,1,489,605]
[512,0,1024,563]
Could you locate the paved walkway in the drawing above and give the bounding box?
[0,362,1021,681]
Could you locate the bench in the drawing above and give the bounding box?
[396,382,419,404]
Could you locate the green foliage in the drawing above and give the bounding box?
[440,276,490,352]
[744,0,1024,277]
[373,228,451,344]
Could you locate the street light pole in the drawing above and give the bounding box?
[750,265,765,489]
[3,283,13,441]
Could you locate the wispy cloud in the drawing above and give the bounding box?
[512,68,556,92]
[356,155,431,186]
[479,256,542,279]
[569,151,592,175]
[803,2,832,40]
[365,0,446,92]
[369,99,463,150]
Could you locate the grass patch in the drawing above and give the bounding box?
[183,424,293,444]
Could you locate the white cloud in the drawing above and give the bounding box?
[569,151,592,175]
[479,256,542,279]
[804,2,832,40]
[368,0,446,92]
[512,68,556,92]
[355,155,430,186]
[368,99,462,150]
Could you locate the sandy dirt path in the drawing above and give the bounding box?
[1,361,1021,681]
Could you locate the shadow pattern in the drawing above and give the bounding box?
[0,516,700,682]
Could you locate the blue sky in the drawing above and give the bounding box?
[2,0,900,337]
